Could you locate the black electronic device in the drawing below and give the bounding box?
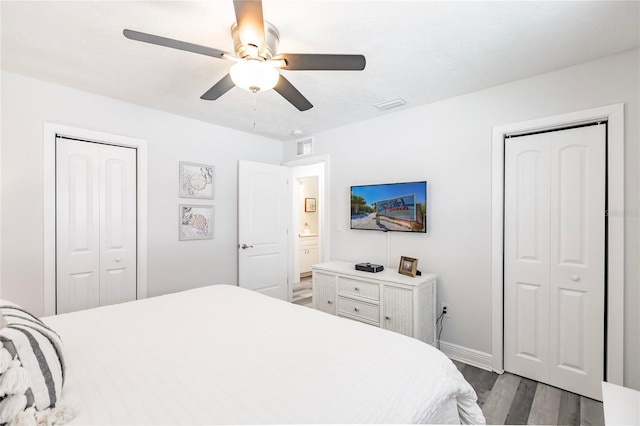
[355,262,384,273]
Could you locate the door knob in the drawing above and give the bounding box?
[240,244,254,249]
[571,275,580,281]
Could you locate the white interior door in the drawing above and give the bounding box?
[238,160,288,300]
[56,138,137,314]
[504,124,605,401]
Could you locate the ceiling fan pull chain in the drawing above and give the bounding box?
[252,91,257,132]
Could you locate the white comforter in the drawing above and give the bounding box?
[42,285,485,424]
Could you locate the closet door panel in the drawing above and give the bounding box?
[100,144,137,307]
[504,133,551,383]
[548,125,605,400]
[56,139,101,314]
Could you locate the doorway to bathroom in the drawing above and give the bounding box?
[286,157,328,307]
[295,175,319,306]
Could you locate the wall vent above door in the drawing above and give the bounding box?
[296,137,314,156]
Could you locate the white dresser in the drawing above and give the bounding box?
[312,261,437,345]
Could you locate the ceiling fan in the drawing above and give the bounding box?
[123,0,366,111]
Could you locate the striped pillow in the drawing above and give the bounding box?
[0,301,65,423]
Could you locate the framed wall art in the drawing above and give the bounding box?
[305,198,316,212]
[179,205,214,240]
[179,162,214,199]
[398,256,418,277]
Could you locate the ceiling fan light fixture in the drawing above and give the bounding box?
[124,1,365,111]
[230,60,279,93]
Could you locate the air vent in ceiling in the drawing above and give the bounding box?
[296,137,314,156]
[374,97,407,111]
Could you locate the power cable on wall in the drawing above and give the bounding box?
[436,309,445,350]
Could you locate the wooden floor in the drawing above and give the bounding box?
[452,361,604,425]
[292,276,313,307]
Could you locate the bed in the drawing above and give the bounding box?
[3,285,485,424]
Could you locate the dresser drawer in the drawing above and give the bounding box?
[338,296,380,323]
[338,277,380,301]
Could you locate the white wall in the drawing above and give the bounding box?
[284,49,640,389]
[1,71,282,316]
[300,176,319,234]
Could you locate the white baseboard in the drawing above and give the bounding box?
[440,340,493,372]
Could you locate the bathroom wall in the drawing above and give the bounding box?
[299,176,319,235]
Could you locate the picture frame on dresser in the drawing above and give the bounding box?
[399,256,418,277]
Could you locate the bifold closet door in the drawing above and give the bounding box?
[56,138,137,314]
[504,124,605,401]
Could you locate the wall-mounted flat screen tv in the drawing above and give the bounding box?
[350,181,427,233]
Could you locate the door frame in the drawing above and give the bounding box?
[43,123,148,316]
[284,155,330,300]
[491,104,624,385]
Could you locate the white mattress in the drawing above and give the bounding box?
[42,285,485,424]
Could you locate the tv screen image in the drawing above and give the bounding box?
[350,181,427,233]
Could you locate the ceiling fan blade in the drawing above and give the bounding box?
[123,29,229,59]
[274,74,313,111]
[278,54,366,71]
[233,0,265,51]
[200,74,236,100]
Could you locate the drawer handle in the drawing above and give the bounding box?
[327,300,333,304]
[354,287,360,291]
[354,308,359,312]
[385,316,391,320]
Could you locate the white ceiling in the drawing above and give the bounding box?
[1,1,638,141]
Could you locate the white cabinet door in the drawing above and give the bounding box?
[238,161,288,300]
[300,248,311,274]
[56,138,137,314]
[382,286,413,337]
[299,237,318,274]
[306,245,318,269]
[504,124,605,400]
[312,272,336,315]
